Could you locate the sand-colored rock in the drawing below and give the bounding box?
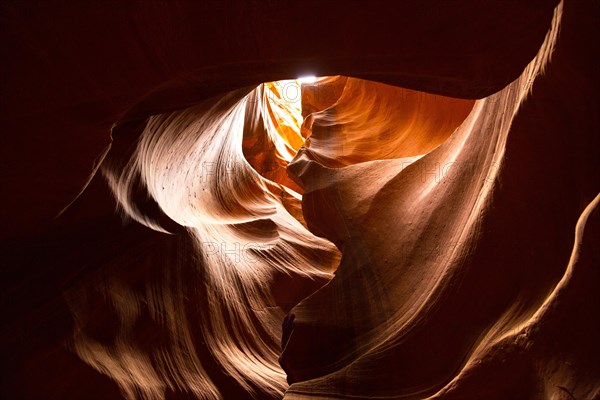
[2,1,598,399]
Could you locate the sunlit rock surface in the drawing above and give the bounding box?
[1,1,599,399]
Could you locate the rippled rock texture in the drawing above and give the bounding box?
[1,1,599,399]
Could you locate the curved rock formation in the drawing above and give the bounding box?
[1,1,598,400]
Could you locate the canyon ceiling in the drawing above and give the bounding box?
[1,1,599,400]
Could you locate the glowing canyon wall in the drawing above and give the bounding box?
[1,1,599,399]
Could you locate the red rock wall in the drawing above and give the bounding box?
[1,1,598,399]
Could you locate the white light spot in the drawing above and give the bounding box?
[297,75,317,84]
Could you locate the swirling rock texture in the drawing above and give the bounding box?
[1,1,599,400]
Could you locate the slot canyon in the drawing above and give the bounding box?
[1,1,599,399]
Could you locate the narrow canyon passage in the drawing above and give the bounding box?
[2,1,599,400]
[88,76,474,399]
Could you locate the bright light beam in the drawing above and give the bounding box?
[297,75,317,84]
